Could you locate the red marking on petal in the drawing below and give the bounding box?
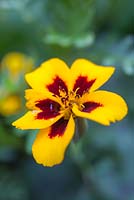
[47,76,68,96]
[36,99,60,119]
[73,76,96,96]
[82,101,103,113]
[48,117,68,138]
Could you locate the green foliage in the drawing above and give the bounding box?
[0,168,29,200]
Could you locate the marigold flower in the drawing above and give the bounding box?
[1,52,34,79]
[0,52,34,116]
[12,58,128,167]
[0,94,21,116]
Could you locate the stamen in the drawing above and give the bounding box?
[59,88,67,98]
[56,87,84,120]
[80,104,85,110]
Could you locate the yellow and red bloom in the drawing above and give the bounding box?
[12,58,128,167]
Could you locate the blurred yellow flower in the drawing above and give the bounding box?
[1,52,34,79]
[0,94,21,116]
[12,58,128,167]
[0,52,35,116]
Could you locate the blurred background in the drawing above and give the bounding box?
[0,0,134,200]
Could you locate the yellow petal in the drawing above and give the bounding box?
[25,58,71,95]
[32,115,75,167]
[12,111,63,130]
[70,59,115,93]
[25,89,62,110]
[73,90,128,125]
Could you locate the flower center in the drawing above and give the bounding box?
[57,88,84,120]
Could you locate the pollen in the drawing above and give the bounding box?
[58,88,85,120]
